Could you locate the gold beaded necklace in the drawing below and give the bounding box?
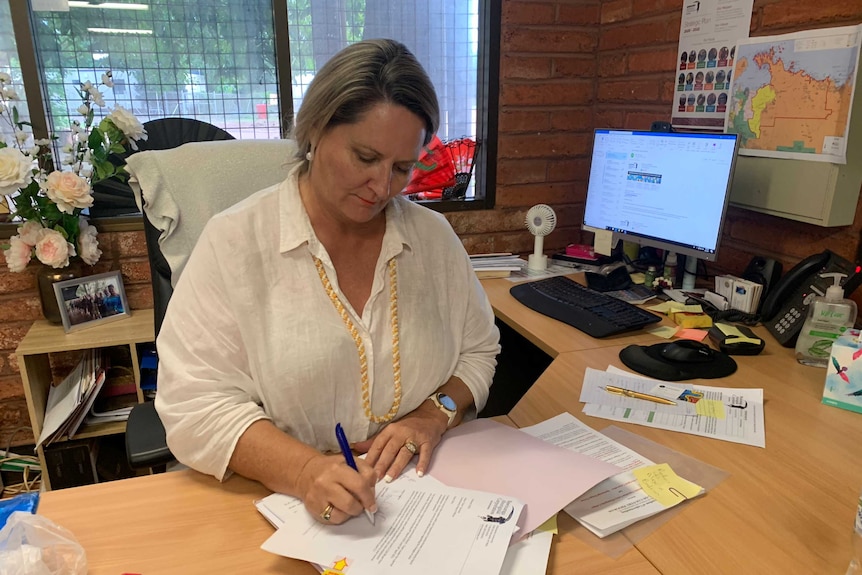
[313,256,402,424]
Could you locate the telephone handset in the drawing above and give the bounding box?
[761,250,860,347]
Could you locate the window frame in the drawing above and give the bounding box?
[1,0,498,239]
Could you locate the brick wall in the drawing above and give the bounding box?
[1,0,861,446]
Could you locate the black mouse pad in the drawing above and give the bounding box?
[619,342,737,381]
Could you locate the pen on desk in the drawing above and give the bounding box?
[602,385,677,406]
[335,423,376,525]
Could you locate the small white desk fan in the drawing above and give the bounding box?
[526,204,557,271]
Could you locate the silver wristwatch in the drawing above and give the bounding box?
[429,392,457,426]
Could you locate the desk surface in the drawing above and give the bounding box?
[35,283,861,574]
[37,416,659,575]
[508,337,862,574]
[481,276,673,357]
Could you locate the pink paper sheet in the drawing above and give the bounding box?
[429,419,620,536]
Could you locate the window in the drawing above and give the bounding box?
[4,0,497,229]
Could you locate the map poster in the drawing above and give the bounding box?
[671,0,754,130]
[726,25,862,164]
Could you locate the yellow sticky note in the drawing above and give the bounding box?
[715,322,744,337]
[724,336,762,345]
[695,399,726,419]
[630,272,646,285]
[647,325,679,339]
[647,302,674,314]
[593,229,615,256]
[536,515,558,534]
[680,304,703,313]
[633,463,704,507]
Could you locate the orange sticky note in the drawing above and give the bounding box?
[676,328,708,342]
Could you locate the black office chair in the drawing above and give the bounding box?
[123,122,295,470]
[125,118,235,469]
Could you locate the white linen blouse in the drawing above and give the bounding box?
[154,168,500,480]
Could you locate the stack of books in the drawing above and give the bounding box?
[469,253,525,279]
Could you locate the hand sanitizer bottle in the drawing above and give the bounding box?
[795,273,858,367]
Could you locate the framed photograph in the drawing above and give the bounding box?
[53,271,130,333]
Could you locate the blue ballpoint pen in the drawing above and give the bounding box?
[335,423,376,525]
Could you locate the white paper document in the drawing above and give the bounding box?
[520,413,703,537]
[580,367,765,448]
[259,475,523,575]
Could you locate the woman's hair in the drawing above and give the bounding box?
[292,39,439,166]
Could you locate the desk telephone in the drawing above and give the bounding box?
[760,250,862,347]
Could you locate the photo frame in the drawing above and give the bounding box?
[53,271,130,333]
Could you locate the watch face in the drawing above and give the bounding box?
[438,393,457,411]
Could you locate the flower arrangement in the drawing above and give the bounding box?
[652,276,674,292]
[0,71,147,272]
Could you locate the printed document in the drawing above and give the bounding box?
[259,475,523,575]
[258,470,551,575]
[580,367,765,447]
[520,413,704,537]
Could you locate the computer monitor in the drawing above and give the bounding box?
[583,129,739,288]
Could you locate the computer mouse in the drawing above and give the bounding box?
[660,340,715,363]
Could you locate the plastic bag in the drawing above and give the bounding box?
[0,493,40,529]
[0,511,87,575]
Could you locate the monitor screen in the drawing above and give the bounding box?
[583,129,739,263]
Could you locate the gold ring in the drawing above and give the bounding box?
[403,440,418,455]
[321,503,334,521]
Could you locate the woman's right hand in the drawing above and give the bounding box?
[295,453,378,525]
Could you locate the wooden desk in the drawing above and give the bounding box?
[37,416,659,574]
[508,338,862,574]
[481,277,673,357]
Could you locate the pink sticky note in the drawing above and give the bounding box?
[677,328,708,342]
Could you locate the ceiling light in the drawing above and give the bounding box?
[87,27,153,35]
[70,2,149,10]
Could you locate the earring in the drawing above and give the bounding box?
[306,149,313,162]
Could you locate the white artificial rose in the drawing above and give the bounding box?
[3,87,19,100]
[34,228,75,269]
[0,72,10,84]
[77,218,101,265]
[14,129,28,144]
[3,235,33,273]
[45,171,93,214]
[77,104,89,115]
[108,105,147,147]
[0,147,34,195]
[17,220,43,246]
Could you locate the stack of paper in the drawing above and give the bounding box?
[579,366,765,448]
[257,419,620,574]
[37,349,106,448]
[521,413,704,538]
[469,253,525,279]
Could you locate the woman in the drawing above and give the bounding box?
[155,39,500,526]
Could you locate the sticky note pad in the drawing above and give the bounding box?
[695,399,726,419]
[647,325,679,339]
[593,229,615,256]
[536,515,558,534]
[676,328,708,342]
[633,463,704,507]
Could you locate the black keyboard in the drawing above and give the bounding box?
[509,276,662,338]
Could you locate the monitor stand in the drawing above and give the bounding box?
[682,255,698,290]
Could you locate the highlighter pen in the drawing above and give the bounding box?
[335,423,376,525]
[602,385,677,406]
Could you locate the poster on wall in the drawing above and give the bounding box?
[671,0,754,130]
[726,24,862,164]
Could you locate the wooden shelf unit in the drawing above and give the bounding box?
[16,308,155,490]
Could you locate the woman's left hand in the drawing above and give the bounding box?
[352,402,448,482]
